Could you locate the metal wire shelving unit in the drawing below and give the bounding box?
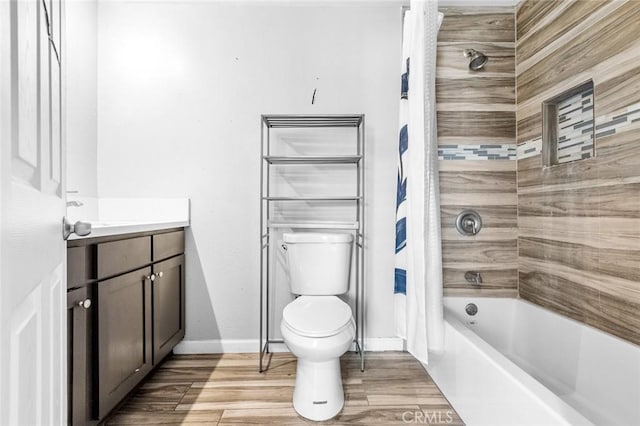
[259,114,365,373]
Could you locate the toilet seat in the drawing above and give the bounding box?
[282,296,353,338]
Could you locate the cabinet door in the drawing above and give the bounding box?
[67,286,94,426]
[152,255,185,364]
[97,267,152,419]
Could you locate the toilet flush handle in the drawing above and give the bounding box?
[281,243,287,251]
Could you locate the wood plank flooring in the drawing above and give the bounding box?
[104,352,464,425]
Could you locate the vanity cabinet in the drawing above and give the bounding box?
[67,228,185,425]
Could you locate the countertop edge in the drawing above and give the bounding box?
[68,220,190,241]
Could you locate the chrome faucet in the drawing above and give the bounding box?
[66,200,84,207]
[465,271,483,285]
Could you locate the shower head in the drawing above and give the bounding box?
[464,49,489,71]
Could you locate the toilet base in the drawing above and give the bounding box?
[292,358,344,421]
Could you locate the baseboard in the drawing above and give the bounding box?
[359,337,405,351]
[173,339,271,354]
[174,337,404,354]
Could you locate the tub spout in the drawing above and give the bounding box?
[465,271,483,285]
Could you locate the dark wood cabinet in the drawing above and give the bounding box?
[152,254,186,364]
[67,228,185,425]
[67,246,92,290]
[67,286,95,426]
[97,267,153,418]
[153,230,185,261]
[97,236,151,279]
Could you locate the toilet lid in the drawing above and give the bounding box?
[282,296,353,337]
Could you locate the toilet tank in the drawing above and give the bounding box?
[283,232,353,295]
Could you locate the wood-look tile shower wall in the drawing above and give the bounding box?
[516,0,640,345]
[437,8,517,297]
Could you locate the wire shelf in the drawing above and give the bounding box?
[263,156,362,165]
[262,114,364,128]
[263,196,361,201]
[267,221,360,230]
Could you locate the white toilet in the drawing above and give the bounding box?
[280,232,356,421]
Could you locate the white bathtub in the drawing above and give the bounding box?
[425,297,640,426]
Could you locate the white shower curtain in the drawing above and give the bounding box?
[394,0,444,364]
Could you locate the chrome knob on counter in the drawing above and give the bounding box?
[77,299,92,309]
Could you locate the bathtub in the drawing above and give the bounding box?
[425,297,640,426]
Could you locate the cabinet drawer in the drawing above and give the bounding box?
[153,230,184,261]
[68,247,87,289]
[97,236,151,279]
[67,246,96,289]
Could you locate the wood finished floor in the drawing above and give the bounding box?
[104,352,464,425]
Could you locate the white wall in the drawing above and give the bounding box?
[96,1,402,346]
[65,0,97,197]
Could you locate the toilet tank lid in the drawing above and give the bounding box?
[283,232,353,244]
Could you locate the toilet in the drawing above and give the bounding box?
[280,232,356,421]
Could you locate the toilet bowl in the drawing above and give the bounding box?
[280,232,355,421]
[281,295,356,421]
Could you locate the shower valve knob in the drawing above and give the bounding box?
[455,210,482,236]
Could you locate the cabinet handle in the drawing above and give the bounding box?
[146,273,156,281]
[77,299,92,309]
[156,271,163,278]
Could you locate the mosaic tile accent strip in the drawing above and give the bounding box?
[556,89,594,163]
[594,101,640,138]
[438,144,516,160]
[517,137,542,160]
[517,102,640,163]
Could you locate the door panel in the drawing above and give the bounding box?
[8,284,43,426]
[15,0,40,180]
[67,285,93,426]
[97,267,152,418]
[49,0,62,192]
[153,255,185,363]
[40,0,52,188]
[47,266,64,423]
[50,55,61,188]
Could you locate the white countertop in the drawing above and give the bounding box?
[66,197,190,240]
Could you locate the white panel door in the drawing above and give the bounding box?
[0,0,66,424]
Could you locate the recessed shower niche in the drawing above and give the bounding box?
[542,80,595,167]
